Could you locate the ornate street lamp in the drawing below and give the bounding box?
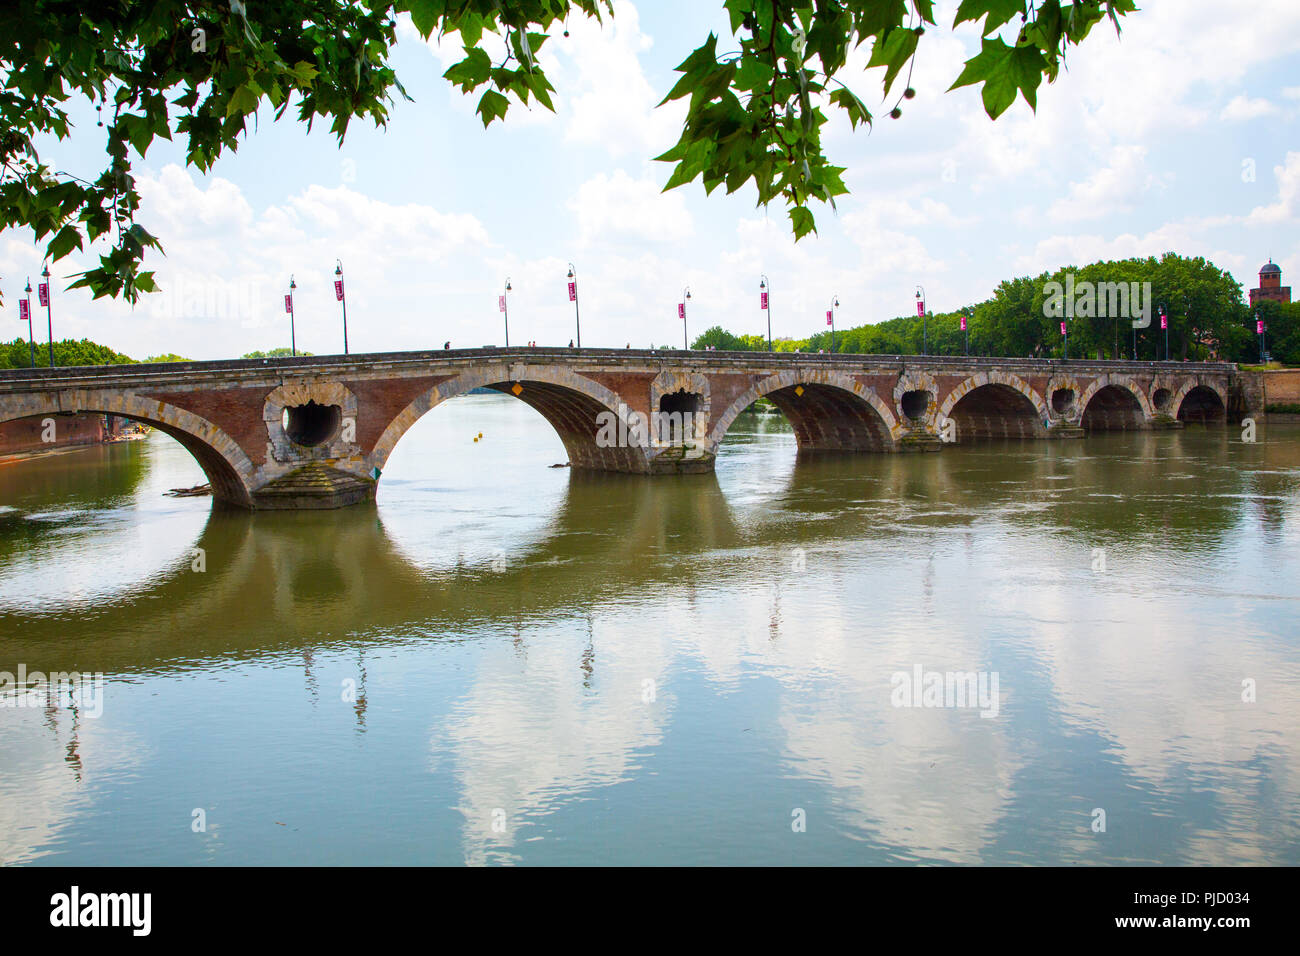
[915,286,927,355]
[567,263,581,348]
[334,260,348,354]
[21,277,35,367]
[759,275,772,352]
[680,286,691,349]
[286,276,297,357]
[828,295,839,352]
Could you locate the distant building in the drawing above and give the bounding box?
[1249,259,1291,307]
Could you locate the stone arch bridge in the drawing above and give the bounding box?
[0,348,1248,510]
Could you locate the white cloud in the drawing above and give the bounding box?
[1045,145,1157,222]
[1219,94,1278,121]
[569,169,692,244]
[1244,151,1300,225]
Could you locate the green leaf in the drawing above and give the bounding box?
[948,36,1045,117]
[953,0,1025,36]
[789,205,815,240]
[475,89,510,127]
[47,224,83,260]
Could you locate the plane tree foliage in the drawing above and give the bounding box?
[2,0,1134,304]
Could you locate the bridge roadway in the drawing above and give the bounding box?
[0,347,1247,509]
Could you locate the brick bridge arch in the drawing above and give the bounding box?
[1076,374,1155,429]
[0,389,255,507]
[370,364,648,475]
[938,371,1049,441]
[708,370,900,453]
[1170,379,1229,421]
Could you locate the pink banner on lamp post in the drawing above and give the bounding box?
[284,295,293,314]
[334,279,344,301]
[960,314,967,331]
[19,299,29,322]
[760,291,768,310]
[38,283,49,307]
[568,281,577,302]
[915,300,925,317]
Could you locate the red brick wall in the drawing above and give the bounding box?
[139,386,274,464]
[344,375,455,452]
[583,371,656,418]
[705,373,760,422]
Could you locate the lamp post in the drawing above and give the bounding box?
[567,263,581,348]
[827,295,839,352]
[961,307,970,357]
[680,286,691,349]
[915,286,927,355]
[759,275,772,352]
[286,276,297,357]
[501,278,511,347]
[21,278,35,367]
[334,260,348,355]
[1256,311,1266,364]
[1132,323,1137,362]
[39,265,53,368]
[1159,304,1169,361]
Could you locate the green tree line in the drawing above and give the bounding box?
[0,341,309,369]
[693,253,1298,365]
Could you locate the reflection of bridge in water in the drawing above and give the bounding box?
[4,431,1296,679]
[0,349,1251,509]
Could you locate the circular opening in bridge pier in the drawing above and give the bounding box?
[282,401,342,447]
[1051,388,1075,415]
[1152,388,1172,414]
[900,390,931,421]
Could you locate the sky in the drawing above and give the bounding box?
[2,0,1299,360]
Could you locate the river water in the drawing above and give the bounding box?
[1,394,1298,865]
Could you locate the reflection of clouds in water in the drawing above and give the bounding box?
[965,532,1300,864]
[439,616,672,866]
[0,701,146,865]
[436,506,1300,864]
[0,437,207,613]
[772,624,1019,864]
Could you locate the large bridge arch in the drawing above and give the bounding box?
[370,364,650,475]
[1171,379,1229,423]
[938,372,1048,442]
[1077,374,1154,430]
[708,370,899,453]
[0,389,255,507]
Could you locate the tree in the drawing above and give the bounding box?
[242,347,310,358]
[0,336,134,369]
[1,1,1135,304]
[686,252,1270,362]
